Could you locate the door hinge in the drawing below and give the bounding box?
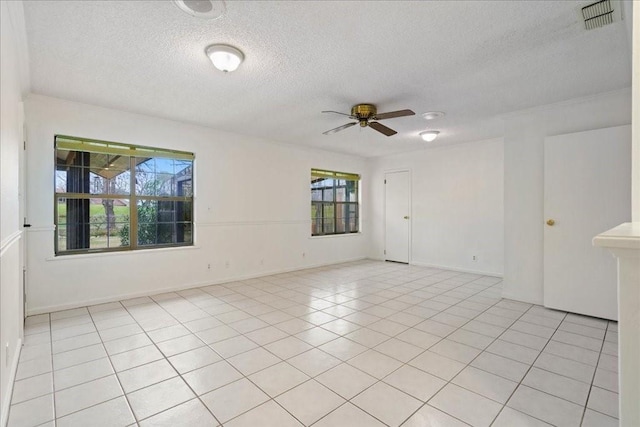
[384,250,386,255]
[23,140,26,150]
[384,179,386,184]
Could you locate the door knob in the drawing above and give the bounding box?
[546,219,555,226]
[404,216,409,219]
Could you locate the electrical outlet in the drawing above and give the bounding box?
[225,261,230,268]
[207,263,211,270]
[472,255,477,261]
[302,252,306,258]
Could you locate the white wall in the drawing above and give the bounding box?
[503,89,632,304]
[368,138,504,276]
[24,95,369,314]
[0,1,28,424]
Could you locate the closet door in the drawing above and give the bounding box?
[543,125,631,320]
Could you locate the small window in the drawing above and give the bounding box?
[311,169,359,236]
[54,135,194,255]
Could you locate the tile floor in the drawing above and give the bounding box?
[8,260,619,426]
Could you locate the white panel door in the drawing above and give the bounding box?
[543,125,631,320]
[385,171,410,263]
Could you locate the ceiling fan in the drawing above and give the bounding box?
[322,104,415,137]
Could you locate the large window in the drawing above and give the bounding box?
[311,169,359,236]
[54,135,194,255]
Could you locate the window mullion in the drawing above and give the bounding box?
[130,155,138,250]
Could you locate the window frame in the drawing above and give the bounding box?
[54,135,194,255]
[311,169,360,237]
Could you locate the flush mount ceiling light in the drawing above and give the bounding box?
[421,111,445,120]
[173,0,226,20]
[419,130,440,142]
[205,44,244,72]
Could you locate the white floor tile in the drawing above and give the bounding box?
[315,363,377,399]
[182,360,242,395]
[249,362,309,397]
[452,366,518,404]
[582,408,619,427]
[470,351,529,382]
[507,385,584,427]
[117,358,178,393]
[127,376,195,420]
[16,262,617,427]
[56,396,135,427]
[8,394,55,427]
[430,383,502,427]
[313,402,386,427]
[11,373,53,404]
[533,352,595,383]
[225,400,301,427]
[54,357,114,390]
[352,381,422,426]
[348,349,403,379]
[409,350,466,381]
[276,379,346,425]
[587,386,619,419]
[138,398,219,427]
[55,374,123,417]
[492,407,552,426]
[402,404,469,427]
[522,367,590,405]
[383,364,446,401]
[201,378,270,423]
[288,348,341,377]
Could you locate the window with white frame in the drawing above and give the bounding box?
[54,135,194,254]
[311,169,359,236]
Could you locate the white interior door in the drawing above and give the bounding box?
[385,170,410,263]
[543,125,631,320]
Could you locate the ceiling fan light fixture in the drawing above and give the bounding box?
[421,111,445,120]
[419,130,440,142]
[206,44,244,72]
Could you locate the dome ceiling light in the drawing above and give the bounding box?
[205,44,244,72]
[419,130,440,142]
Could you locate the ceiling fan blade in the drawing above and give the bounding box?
[369,121,397,136]
[323,122,357,135]
[373,109,415,120]
[322,110,355,118]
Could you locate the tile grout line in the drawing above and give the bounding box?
[578,320,614,426]
[484,306,569,426]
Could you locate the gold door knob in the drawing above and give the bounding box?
[404,216,409,219]
[546,219,555,226]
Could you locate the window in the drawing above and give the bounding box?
[54,135,194,255]
[311,169,359,236]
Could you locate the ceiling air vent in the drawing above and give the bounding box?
[582,0,614,30]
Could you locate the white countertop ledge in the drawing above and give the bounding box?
[593,222,640,250]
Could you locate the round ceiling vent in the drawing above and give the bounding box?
[173,0,226,20]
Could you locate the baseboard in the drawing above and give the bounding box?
[410,261,503,278]
[27,257,367,315]
[2,338,22,427]
[500,291,543,306]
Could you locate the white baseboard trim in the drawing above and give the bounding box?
[2,338,22,427]
[410,261,503,278]
[500,291,543,306]
[27,257,367,316]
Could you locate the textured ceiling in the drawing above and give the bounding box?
[23,1,631,157]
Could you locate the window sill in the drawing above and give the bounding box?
[46,245,201,261]
[309,232,362,240]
